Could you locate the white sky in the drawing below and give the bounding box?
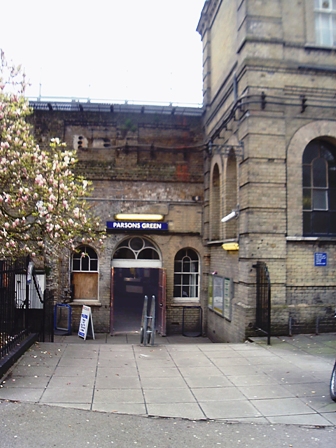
[0,0,205,105]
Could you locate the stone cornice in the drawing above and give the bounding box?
[196,0,220,37]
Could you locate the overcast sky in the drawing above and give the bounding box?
[0,0,205,105]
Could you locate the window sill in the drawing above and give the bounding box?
[70,300,102,307]
[171,301,201,307]
[286,236,336,242]
[304,44,336,53]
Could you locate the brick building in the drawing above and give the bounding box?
[197,0,336,341]
[29,0,336,342]
[30,102,205,335]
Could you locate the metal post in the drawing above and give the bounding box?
[140,295,156,346]
[149,295,156,346]
[140,295,148,346]
[315,316,319,335]
[267,270,271,346]
[25,256,32,331]
[289,316,292,337]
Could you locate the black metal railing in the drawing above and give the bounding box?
[254,261,271,345]
[0,258,27,358]
[0,258,53,360]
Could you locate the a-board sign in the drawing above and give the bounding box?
[78,305,95,340]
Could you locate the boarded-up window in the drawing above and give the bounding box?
[72,245,98,300]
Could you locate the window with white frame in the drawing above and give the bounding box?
[173,248,200,301]
[315,0,336,46]
[113,237,160,261]
[72,245,98,272]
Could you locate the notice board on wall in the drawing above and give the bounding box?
[223,277,232,321]
[78,305,95,340]
[213,276,224,316]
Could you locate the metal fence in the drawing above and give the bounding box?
[0,258,53,361]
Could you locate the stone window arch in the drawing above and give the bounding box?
[72,245,98,272]
[112,237,162,268]
[173,248,200,302]
[302,138,336,235]
[287,121,336,236]
[113,237,160,260]
[224,151,238,239]
[210,163,221,240]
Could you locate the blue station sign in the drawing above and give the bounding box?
[314,252,327,267]
[107,221,168,231]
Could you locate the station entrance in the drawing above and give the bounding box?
[110,237,166,335]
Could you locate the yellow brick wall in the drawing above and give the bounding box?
[197,0,336,341]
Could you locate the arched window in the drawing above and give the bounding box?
[112,237,162,268]
[72,245,98,271]
[113,237,160,260]
[173,248,199,301]
[225,151,238,239]
[211,163,221,240]
[302,139,336,235]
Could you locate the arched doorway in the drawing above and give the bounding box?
[110,237,166,334]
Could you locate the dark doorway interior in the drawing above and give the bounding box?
[113,268,159,332]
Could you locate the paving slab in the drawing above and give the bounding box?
[93,388,144,404]
[282,381,330,398]
[237,384,295,400]
[302,395,336,413]
[40,386,93,404]
[191,386,246,401]
[94,363,139,378]
[183,375,233,388]
[226,373,277,387]
[57,357,98,367]
[199,399,262,419]
[140,376,186,389]
[0,375,50,389]
[6,365,54,377]
[146,402,206,420]
[97,357,137,368]
[0,387,45,402]
[173,358,214,368]
[136,366,182,378]
[143,387,196,404]
[178,366,223,377]
[217,364,264,376]
[208,357,252,367]
[47,375,95,388]
[322,411,336,425]
[268,413,333,426]
[16,356,60,368]
[95,374,141,389]
[250,397,316,417]
[92,402,147,414]
[0,333,335,427]
[52,366,96,377]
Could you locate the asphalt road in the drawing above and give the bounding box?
[1,401,335,448]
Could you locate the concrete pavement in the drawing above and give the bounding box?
[0,332,336,426]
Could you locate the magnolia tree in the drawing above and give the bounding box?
[0,51,104,262]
